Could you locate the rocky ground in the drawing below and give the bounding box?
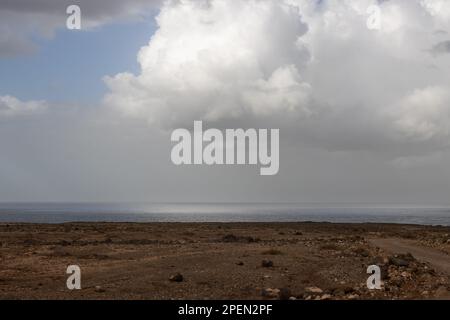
[0,222,449,300]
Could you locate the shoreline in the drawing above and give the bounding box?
[1,222,449,300]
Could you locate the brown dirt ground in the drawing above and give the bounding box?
[0,222,449,300]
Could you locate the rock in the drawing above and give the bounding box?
[389,256,411,267]
[222,234,259,243]
[333,289,345,297]
[261,259,274,268]
[401,271,411,278]
[261,288,280,298]
[353,247,370,257]
[278,288,292,300]
[347,294,359,300]
[236,261,244,266]
[343,286,354,294]
[320,294,332,300]
[59,240,72,246]
[222,234,239,242]
[289,296,297,300]
[390,253,416,266]
[305,286,323,294]
[380,265,389,280]
[23,239,36,246]
[295,231,303,236]
[94,286,105,293]
[169,273,184,282]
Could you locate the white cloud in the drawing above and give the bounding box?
[103,0,450,156]
[104,0,312,128]
[0,95,47,117]
[389,86,450,142]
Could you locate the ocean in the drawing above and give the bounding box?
[0,203,449,226]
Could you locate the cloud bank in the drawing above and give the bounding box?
[104,0,450,157]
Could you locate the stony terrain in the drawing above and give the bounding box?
[0,222,449,300]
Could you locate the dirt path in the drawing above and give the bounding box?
[368,238,450,276]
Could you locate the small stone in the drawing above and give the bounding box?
[320,294,332,300]
[347,294,359,300]
[305,286,323,294]
[59,240,71,246]
[169,273,184,282]
[261,288,280,298]
[236,261,244,266]
[401,271,411,278]
[289,296,297,300]
[262,259,274,268]
[222,234,239,242]
[94,286,105,293]
[353,247,370,257]
[389,256,410,267]
[278,288,292,300]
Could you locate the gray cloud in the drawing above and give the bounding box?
[0,0,162,57]
[2,0,450,203]
[432,40,450,55]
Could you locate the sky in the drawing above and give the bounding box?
[0,0,450,204]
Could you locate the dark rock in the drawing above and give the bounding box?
[244,236,260,243]
[94,286,106,293]
[261,259,274,268]
[221,234,259,243]
[261,288,279,298]
[169,273,184,282]
[236,261,244,266]
[380,265,390,280]
[222,234,239,242]
[353,247,370,257]
[59,240,72,246]
[389,254,413,267]
[343,286,354,294]
[23,239,37,246]
[278,288,292,300]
